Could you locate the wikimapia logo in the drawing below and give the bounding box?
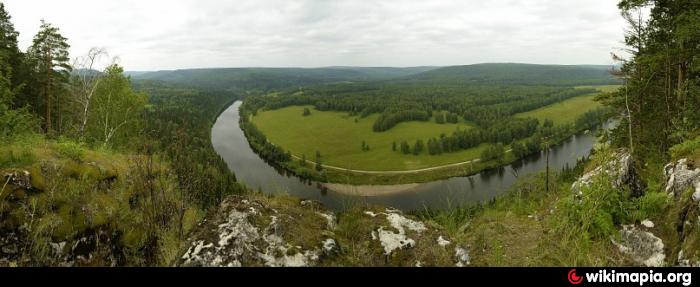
[568,269,584,285]
[566,269,692,286]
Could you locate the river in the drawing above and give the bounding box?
[212,101,607,211]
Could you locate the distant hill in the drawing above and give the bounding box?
[403,63,619,86]
[130,67,439,91]
[129,64,619,92]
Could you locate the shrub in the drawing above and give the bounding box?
[670,136,700,161]
[631,191,669,222]
[55,139,86,162]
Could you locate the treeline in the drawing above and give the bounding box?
[373,110,429,132]
[246,81,598,130]
[422,118,539,155]
[434,112,459,124]
[397,107,609,159]
[240,119,292,163]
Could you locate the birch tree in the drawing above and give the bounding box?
[87,64,146,147]
[71,47,108,137]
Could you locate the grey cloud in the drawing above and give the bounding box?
[4,0,625,70]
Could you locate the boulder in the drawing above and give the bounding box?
[613,225,666,267]
[664,158,700,197]
[366,208,427,256]
[179,196,336,267]
[454,246,471,267]
[571,150,644,197]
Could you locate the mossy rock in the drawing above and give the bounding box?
[27,164,46,192]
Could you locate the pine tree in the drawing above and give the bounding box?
[27,20,71,134]
[0,3,22,90]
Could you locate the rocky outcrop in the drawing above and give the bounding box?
[571,150,644,197]
[664,158,700,197]
[180,196,464,267]
[613,224,666,267]
[365,209,427,255]
[662,158,700,267]
[179,196,335,267]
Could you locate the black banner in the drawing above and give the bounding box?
[1,267,698,286]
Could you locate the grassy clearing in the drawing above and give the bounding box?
[575,85,622,93]
[252,105,482,171]
[514,86,619,126]
[515,94,601,125]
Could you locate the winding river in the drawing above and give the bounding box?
[212,101,607,211]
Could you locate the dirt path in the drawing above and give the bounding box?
[290,149,512,175]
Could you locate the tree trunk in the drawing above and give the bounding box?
[45,69,51,134]
[625,80,634,156]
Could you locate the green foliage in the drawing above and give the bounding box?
[413,139,424,155]
[670,135,700,160]
[604,0,700,160]
[481,143,505,162]
[136,81,242,209]
[400,140,411,155]
[0,67,39,140]
[315,150,323,171]
[87,64,147,148]
[630,191,669,222]
[55,137,85,161]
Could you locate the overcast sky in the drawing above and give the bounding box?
[3,0,626,71]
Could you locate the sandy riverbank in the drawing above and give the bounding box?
[323,182,422,197]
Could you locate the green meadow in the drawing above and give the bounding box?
[514,94,600,125]
[251,106,488,171]
[514,86,618,125]
[251,86,617,172]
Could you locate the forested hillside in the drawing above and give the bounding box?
[130,66,437,92]
[403,63,618,86]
